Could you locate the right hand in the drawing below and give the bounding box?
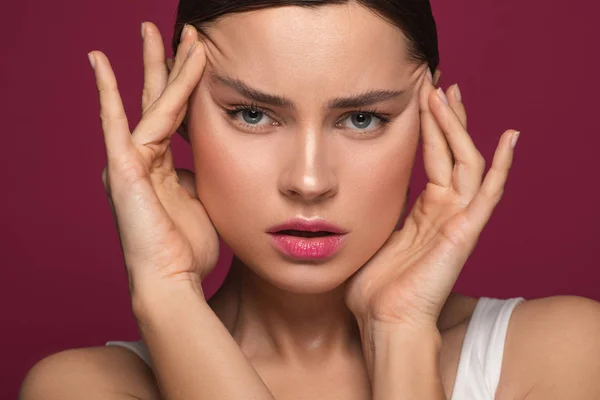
[90,22,219,300]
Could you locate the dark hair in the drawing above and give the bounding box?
[172,0,439,75]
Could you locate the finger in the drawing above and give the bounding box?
[465,130,519,231]
[89,51,134,162]
[141,22,168,114]
[429,87,485,198]
[131,40,206,145]
[419,67,454,187]
[447,84,467,129]
[167,24,199,86]
[167,58,174,73]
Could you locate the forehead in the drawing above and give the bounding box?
[201,3,416,98]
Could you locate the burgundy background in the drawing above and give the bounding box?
[2,0,599,396]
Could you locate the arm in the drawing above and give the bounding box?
[367,323,446,400]
[133,285,275,400]
[19,346,161,400]
[87,22,276,400]
[501,296,600,400]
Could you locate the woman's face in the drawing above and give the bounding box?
[187,2,426,293]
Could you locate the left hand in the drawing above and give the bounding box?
[345,67,519,332]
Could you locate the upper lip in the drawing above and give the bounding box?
[267,218,347,234]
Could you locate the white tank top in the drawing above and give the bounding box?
[106,296,525,400]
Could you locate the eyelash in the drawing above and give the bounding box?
[223,102,392,135]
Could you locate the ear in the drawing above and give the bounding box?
[433,68,442,86]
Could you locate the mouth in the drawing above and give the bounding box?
[266,218,347,235]
[266,218,348,260]
[274,230,336,238]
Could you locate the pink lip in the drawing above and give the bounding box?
[267,218,348,261]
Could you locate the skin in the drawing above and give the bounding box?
[188,3,426,363]
[148,3,488,396]
[178,4,474,384]
[19,3,600,400]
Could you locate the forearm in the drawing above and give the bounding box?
[369,324,446,400]
[132,285,275,400]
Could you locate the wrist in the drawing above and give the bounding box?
[370,320,442,344]
[357,315,442,346]
[368,323,445,400]
[131,279,207,324]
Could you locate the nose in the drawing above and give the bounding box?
[278,129,338,203]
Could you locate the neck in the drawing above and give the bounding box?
[216,256,363,367]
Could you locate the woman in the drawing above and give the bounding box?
[20,1,600,399]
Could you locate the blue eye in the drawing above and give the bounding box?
[224,104,277,130]
[338,112,389,131]
[241,109,263,124]
[224,103,392,135]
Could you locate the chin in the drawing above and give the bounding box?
[241,250,363,295]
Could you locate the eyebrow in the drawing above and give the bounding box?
[209,72,405,110]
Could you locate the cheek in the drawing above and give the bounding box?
[187,92,278,233]
[345,111,419,232]
[352,111,419,197]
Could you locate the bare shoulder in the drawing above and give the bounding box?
[20,346,160,400]
[497,295,600,400]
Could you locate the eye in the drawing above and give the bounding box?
[223,103,279,132]
[336,110,391,133]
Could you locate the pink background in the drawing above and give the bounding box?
[2,0,599,396]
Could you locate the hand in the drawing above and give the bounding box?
[91,22,219,299]
[345,67,519,331]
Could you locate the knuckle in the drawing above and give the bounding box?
[483,184,504,204]
[442,214,471,246]
[99,113,126,132]
[96,81,116,95]
[475,154,486,170]
[118,158,148,186]
[104,157,148,197]
[142,84,160,104]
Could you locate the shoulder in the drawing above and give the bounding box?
[498,295,600,400]
[19,346,160,400]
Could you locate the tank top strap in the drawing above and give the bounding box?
[450,296,526,400]
[105,340,152,368]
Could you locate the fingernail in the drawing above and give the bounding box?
[87,52,96,70]
[426,68,433,83]
[436,87,449,105]
[454,84,462,102]
[511,131,520,149]
[141,22,146,40]
[180,24,188,42]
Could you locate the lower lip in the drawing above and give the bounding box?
[268,233,346,260]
